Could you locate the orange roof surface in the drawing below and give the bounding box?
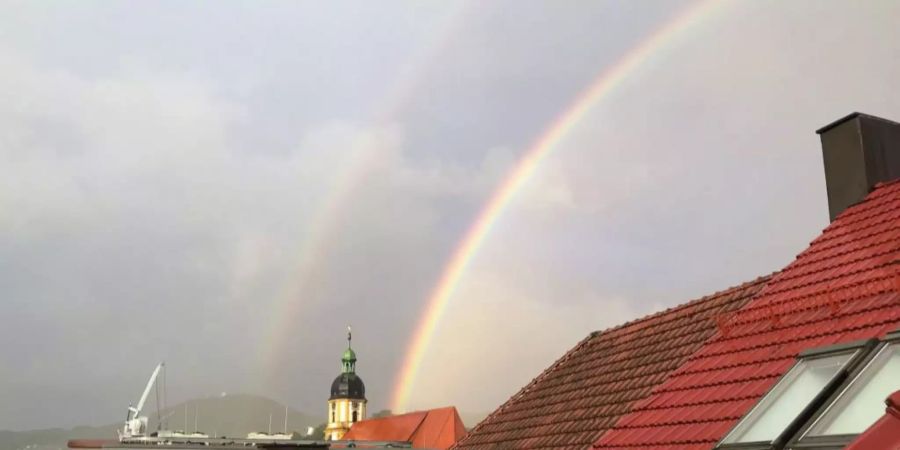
[342,406,466,449]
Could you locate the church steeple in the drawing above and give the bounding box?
[342,326,357,374]
[326,325,367,441]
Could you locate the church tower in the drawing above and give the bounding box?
[325,327,367,441]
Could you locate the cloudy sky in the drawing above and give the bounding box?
[2,0,900,431]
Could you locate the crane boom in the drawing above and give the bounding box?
[134,363,163,417]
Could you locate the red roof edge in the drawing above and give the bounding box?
[846,390,900,450]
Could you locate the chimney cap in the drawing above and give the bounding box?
[817,112,900,135]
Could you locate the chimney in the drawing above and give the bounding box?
[817,112,900,221]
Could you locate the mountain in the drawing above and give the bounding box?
[0,394,321,450]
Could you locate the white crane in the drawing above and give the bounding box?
[119,362,163,440]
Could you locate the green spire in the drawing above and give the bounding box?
[342,326,356,374]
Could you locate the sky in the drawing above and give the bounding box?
[1,0,900,431]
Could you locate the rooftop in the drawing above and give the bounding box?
[454,112,900,450]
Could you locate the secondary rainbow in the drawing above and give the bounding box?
[389,0,725,412]
[259,2,475,377]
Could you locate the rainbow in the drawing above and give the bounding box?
[260,2,475,378]
[389,0,725,412]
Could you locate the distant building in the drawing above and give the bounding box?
[324,327,367,441]
[341,406,467,449]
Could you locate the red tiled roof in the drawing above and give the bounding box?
[593,180,900,449]
[846,390,900,450]
[452,275,771,450]
[344,410,428,442]
[342,406,466,449]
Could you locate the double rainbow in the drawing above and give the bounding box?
[260,2,475,376]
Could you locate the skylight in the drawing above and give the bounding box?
[720,351,857,445]
[803,342,900,436]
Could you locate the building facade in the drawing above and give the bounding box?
[324,328,367,441]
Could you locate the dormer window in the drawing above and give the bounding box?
[716,331,900,450]
[805,341,900,434]
[788,336,900,448]
[717,343,866,448]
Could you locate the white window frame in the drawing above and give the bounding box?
[787,331,900,449]
[715,339,875,450]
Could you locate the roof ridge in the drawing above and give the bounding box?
[429,408,454,447]
[588,274,774,338]
[406,408,431,444]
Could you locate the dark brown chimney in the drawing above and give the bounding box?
[817,112,900,221]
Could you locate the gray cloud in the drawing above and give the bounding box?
[1,0,900,431]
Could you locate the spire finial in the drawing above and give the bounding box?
[341,326,357,374]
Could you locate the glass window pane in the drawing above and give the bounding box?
[807,343,900,436]
[723,352,855,444]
